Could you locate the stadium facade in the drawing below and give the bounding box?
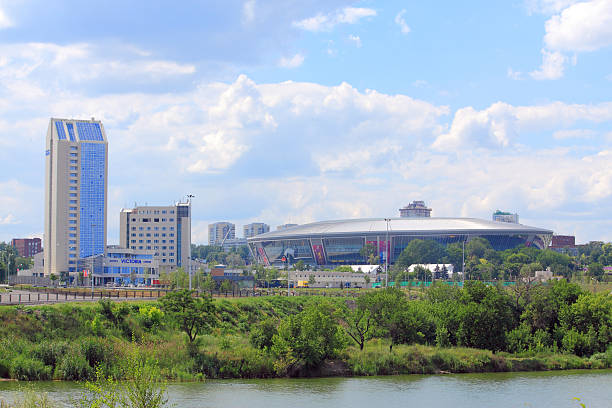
[247,217,553,267]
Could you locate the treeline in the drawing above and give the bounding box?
[0,242,32,283]
[387,238,609,282]
[190,244,250,266]
[1,280,610,380]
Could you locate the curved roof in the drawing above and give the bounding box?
[248,217,553,242]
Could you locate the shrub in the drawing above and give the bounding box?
[249,318,277,351]
[55,353,92,381]
[9,355,52,381]
[32,340,68,369]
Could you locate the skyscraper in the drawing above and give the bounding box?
[44,118,108,277]
[243,222,270,238]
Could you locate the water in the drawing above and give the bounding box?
[1,370,611,408]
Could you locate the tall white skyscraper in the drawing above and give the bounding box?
[44,118,108,277]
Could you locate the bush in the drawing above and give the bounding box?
[249,318,277,350]
[32,340,68,369]
[9,355,52,380]
[55,353,92,381]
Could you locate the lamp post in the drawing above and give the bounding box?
[186,194,195,291]
[384,218,391,287]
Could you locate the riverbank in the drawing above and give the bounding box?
[0,284,610,381]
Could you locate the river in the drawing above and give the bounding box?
[1,370,611,407]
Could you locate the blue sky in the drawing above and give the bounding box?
[0,0,611,244]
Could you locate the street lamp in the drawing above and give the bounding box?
[186,194,195,291]
[384,218,391,287]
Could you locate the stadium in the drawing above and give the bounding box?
[247,217,553,267]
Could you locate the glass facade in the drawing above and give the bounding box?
[55,121,66,140]
[79,142,105,258]
[76,122,104,141]
[251,232,550,267]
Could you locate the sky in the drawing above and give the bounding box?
[0,0,611,245]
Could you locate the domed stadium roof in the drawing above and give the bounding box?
[248,217,552,241]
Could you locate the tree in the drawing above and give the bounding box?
[159,290,216,343]
[220,279,233,293]
[308,274,316,286]
[396,239,446,268]
[340,300,373,350]
[49,273,58,287]
[294,260,306,271]
[361,287,408,352]
[466,237,492,259]
[587,263,604,281]
[272,302,346,372]
[359,243,378,264]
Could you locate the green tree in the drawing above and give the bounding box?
[466,237,492,259]
[294,260,307,271]
[396,239,447,268]
[159,290,216,343]
[308,274,316,286]
[272,301,346,372]
[340,299,373,351]
[359,243,378,264]
[220,279,233,293]
[587,262,604,281]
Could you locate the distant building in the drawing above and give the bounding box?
[101,246,159,285]
[549,235,578,257]
[208,222,235,245]
[399,201,432,218]
[243,223,270,238]
[492,210,519,224]
[289,270,367,288]
[276,223,298,230]
[11,238,42,258]
[119,201,191,272]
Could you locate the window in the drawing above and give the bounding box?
[170,227,174,231]
[70,207,77,211]
[142,218,149,222]
[69,261,75,265]
[154,227,159,230]
[154,218,159,222]
[169,239,174,243]
[70,160,77,164]
[131,226,136,230]
[169,218,174,222]
[139,240,143,243]
[69,233,76,237]
[169,246,174,250]
[154,240,158,243]
[147,246,151,250]
[70,179,77,184]
[139,227,143,230]
[162,252,166,256]
[162,246,167,250]
[154,233,159,237]
[162,240,166,243]
[161,218,166,222]
[70,193,77,197]
[70,200,77,204]
[69,227,77,231]
[146,226,151,230]
[162,227,166,231]
[132,218,136,222]
[70,186,77,191]
[162,210,166,214]
[70,173,77,177]
[169,253,174,256]
[131,240,136,243]
[69,220,76,224]
[170,210,174,214]
[70,153,78,157]
[69,213,77,217]
[70,146,78,151]
[169,233,174,237]
[146,233,151,237]
[138,233,143,237]
[70,166,77,171]
[69,240,76,244]
[69,254,76,258]
[162,259,166,263]
[131,233,136,237]
[154,246,159,250]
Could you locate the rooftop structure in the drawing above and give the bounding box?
[399,201,432,218]
[492,210,519,224]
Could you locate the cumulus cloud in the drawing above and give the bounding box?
[543,0,612,52]
[278,53,305,68]
[394,9,411,34]
[433,101,612,149]
[530,0,612,80]
[293,7,376,32]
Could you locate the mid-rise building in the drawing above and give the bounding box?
[119,201,191,272]
[492,210,519,224]
[222,238,248,252]
[243,223,270,238]
[44,118,108,277]
[208,222,235,245]
[549,235,578,257]
[11,238,42,258]
[399,201,432,218]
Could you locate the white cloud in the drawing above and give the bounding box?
[529,0,612,80]
[0,214,17,225]
[433,101,612,149]
[412,79,428,88]
[394,9,411,34]
[242,0,256,24]
[552,129,596,139]
[543,0,612,52]
[525,0,580,14]
[507,67,523,80]
[348,34,362,47]
[293,7,376,32]
[0,5,13,29]
[278,53,305,68]
[530,49,567,80]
